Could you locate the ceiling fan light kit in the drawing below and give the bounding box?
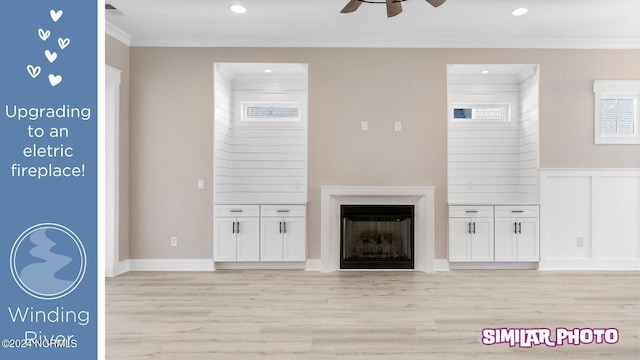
[341,0,446,18]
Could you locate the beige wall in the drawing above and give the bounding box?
[105,35,130,261]
[126,47,640,260]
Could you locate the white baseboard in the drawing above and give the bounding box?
[434,259,450,271]
[214,262,305,270]
[539,259,640,271]
[449,262,538,270]
[105,260,131,277]
[305,259,321,271]
[128,259,215,272]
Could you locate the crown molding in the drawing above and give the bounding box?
[106,21,131,46]
[128,36,640,49]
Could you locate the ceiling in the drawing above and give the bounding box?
[105,0,640,48]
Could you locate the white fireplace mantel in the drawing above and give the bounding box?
[320,186,435,273]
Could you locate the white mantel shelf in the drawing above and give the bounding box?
[320,186,435,273]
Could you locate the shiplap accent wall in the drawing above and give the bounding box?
[448,70,539,204]
[518,70,540,203]
[214,69,308,204]
[214,68,234,204]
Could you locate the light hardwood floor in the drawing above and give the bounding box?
[106,270,640,359]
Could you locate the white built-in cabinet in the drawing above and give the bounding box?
[214,204,306,263]
[446,64,541,267]
[449,205,539,263]
[448,206,494,262]
[214,205,260,261]
[260,205,306,261]
[494,206,539,262]
[213,63,309,267]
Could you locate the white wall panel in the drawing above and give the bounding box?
[597,176,640,259]
[540,169,640,270]
[542,176,592,259]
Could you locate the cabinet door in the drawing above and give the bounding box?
[516,218,539,261]
[282,217,306,261]
[449,218,472,262]
[471,218,494,261]
[214,218,237,261]
[261,218,284,261]
[236,218,260,262]
[494,218,518,262]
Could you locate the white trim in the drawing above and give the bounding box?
[105,260,130,277]
[539,259,640,271]
[593,80,640,144]
[434,259,450,271]
[105,21,131,46]
[305,259,321,271]
[129,37,640,50]
[540,168,640,271]
[128,259,215,272]
[320,186,435,273]
[105,65,121,279]
[214,262,305,270]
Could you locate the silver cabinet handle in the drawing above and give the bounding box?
[512,210,524,213]
[472,222,476,234]
[283,221,287,234]
[468,222,472,234]
[236,221,240,233]
[518,222,522,234]
[277,210,290,213]
[466,210,478,213]
[230,210,243,213]
[514,222,518,234]
[232,222,236,234]
[279,222,282,234]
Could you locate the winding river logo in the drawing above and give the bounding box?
[10,223,86,300]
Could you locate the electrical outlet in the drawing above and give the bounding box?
[577,237,584,248]
[171,236,178,247]
[197,179,205,190]
[361,121,368,131]
[394,121,402,132]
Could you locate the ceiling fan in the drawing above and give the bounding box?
[341,0,447,18]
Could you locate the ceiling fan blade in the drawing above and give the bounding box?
[386,0,403,17]
[425,0,447,7]
[341,0,363,13]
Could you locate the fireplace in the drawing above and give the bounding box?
[340,205,414,269]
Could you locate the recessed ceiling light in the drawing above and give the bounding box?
[230,4,247,14]
[512,8,528,16]
[264,69,272,73]
[481,70,490,74]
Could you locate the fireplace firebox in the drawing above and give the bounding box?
[340,205,414,269]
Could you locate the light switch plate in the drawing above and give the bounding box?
[361,121,368,131]
[197,179,205,189]
[394,121,401,132]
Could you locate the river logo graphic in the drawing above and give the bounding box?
[10,223,87,300]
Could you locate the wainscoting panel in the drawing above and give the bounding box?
[540,169,640,270]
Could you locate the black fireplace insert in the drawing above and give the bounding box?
[340,205,414,269]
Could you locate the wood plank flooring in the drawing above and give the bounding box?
[106,270,640,359]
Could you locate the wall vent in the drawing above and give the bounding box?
[106,4,127,16]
